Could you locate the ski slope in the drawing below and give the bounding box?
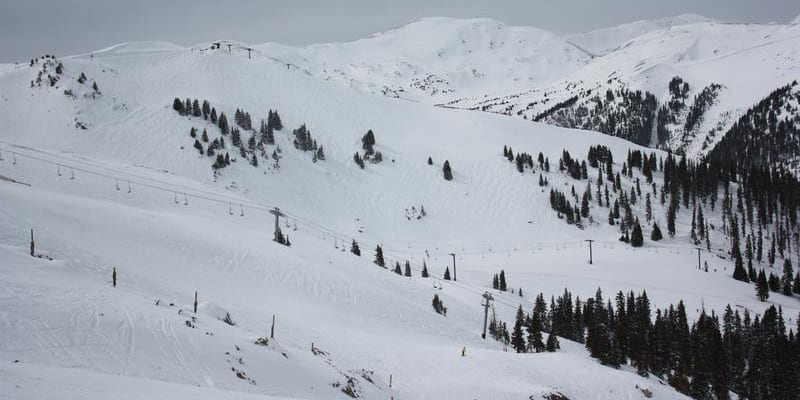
[0,31,798,400]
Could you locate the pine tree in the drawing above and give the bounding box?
[421,260,429,278]
[511,306,527,353]
[404,261,412,277]
[193,139,204,155]
[432,294,446,315]
[781,259,794,296]
[218,112,229,135]
[581,190,590,218]
[630,219,644,247]
[732,240,749,282]
[768,272,780,292]
[651,222,663,241]
[756,270,770,301]
[667,202,677,237]
[527,311,545,352]
[374,245,385,267]
[427,156,433,165]
[192,99,201,117]
[173,97,184,114]
[350,240,360,256]
[202,100,210,119]
[442,160,453,181]
[499,270,507,291]
[443,267,451,280]
[394,262,402,275]
[354,152,365,169]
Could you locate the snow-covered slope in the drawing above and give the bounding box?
[1,26,798,400]
[448,19,800,157]
[256,17,590,102]
[565,14,715,55]
[196,15,800,160]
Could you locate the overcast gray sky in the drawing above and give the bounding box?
[1,0,797,62]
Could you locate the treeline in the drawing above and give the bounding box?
[492,287,800,400]
[708,81,800,171]
[540,88,658,146]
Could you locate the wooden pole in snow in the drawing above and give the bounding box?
[193,291,198,314]
[270,314,275,339]
[30,229,34,257]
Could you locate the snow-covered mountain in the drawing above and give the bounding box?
[246,15,800,162]
[257,17,590,102]
[565,13,716,55]
[2,14,800,400]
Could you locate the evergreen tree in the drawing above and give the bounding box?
[443,160,453,181]
[350,240,360,256]
[768,273,781,292]
[581,190,590,218]
[193,139,203,155]
[527,311,545,352]
[432,294,446,315]
[793,271,800,295]
[394,262,402,275]
[172,97,184,114]
[404,261,412,277]
[374,245,385,267]
[354,152,365,169]
[651,222,663,241]
[421,260,429,278]
[630,219,644,247]
[756,270,770,301]
[511,306,527,353]
[427,156,433,165]
[202,100,210,119]
[499,270,507,291]
[192,99,201,117]
[218,112,229,135]
[781,259,794,296]
[667,202,677,237]
[443,267,451,280]
[732,242,749,282]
